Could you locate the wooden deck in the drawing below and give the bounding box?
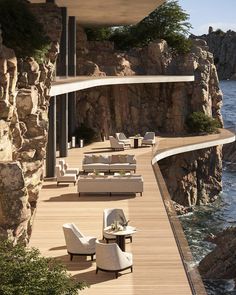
[30,129,235,295]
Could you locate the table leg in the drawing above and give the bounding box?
[116,235,125,251]
[134,138,138,148]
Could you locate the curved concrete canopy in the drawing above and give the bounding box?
[29,0,165,26]
[50,75,195,96]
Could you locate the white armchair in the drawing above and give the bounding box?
[59,159,79,176]
[62,223,96,261]
[96,240,133,278]
[55,165,77,186]
[109,136,125,151]
[141,132,156,146]
[115,133,131,146]
[103,208,132,243]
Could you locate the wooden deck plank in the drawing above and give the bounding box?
[30,130,235,294]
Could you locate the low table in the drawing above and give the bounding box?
[104,225,137,251]
[129,136,143,148]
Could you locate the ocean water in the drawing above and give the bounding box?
[179,80,236,295]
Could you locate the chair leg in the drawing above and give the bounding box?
[70,254,73,261]
[130,266,133,273]
[96,267,98,274]
[129,236,132,243]
[91,254,94,261]
[115,272,118,279]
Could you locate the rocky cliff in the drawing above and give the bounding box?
[193,28,236,80]
[75,29,223,209]
[0,3,61,243]
[199,227,236,280]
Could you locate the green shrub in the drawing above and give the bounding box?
[215,29,225,36]
[0,0,50,60]
[109,0,192,53]
[85,27,113,41]
[186,112,220,134]
[0,240,87,295]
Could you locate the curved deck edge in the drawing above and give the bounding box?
[151,129,235,295]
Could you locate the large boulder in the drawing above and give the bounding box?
[199,227,236,279]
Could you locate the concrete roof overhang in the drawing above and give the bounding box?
[29,0,165,26]
[50,75,195,96]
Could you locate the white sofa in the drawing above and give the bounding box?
[82,154,136,173]
[77,174,143,196]
[59,159,79,175]
[55,165,77,186]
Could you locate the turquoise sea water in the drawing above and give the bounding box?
[179,81,236,295]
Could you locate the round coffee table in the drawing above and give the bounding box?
[104,225,137,251]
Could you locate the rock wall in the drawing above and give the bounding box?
[0,3,61,243]
[199,227,236,279]
[75,28,223,207]
[193,28,236,80]
[76,33,223,138]
[159,146,222,208]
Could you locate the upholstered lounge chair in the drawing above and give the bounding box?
[109,136,125,150]
[141,132,155,146]
[96,240,133,278]
[103,208,132,243]
[62,223,96,261]
[59,159,79,176]
[55,165,77,186]
[115,133,131,146]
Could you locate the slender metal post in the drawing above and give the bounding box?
[59,94,68,157]
[58,7,68,157]
[68,16,77,141]
[46,97,56,177]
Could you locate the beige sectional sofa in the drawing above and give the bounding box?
[82,154,136,173]
[77,174,143,196]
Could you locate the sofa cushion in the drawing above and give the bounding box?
[99,155,109,164]
[118,155,128,163]
[127,155,135,163]
[84,155,93,164]
[110,154,120,163]
[92,155,101,163]
[83,163,110,172]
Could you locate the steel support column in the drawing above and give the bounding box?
[58,7,68,157]
[46,97,56,177]
[59,94,68,157]
[68,16,77,141]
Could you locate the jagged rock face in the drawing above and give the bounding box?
[193,29,236,80]
[76,30,223,139]
[159,146,222,207]
[223,141,236,170]
[199,227,236,279]
[75,27,223,206]
[0,162,31,244]
[0,3,61,243]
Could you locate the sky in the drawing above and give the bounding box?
[178,0,236,35]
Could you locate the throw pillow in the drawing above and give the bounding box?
[111,154,120,163]
[92,155,101,163]
[119,155,127,163]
